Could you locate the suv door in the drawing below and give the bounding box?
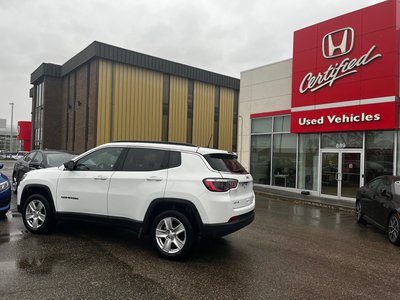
[107,148,170,221]
[57,147,123,215]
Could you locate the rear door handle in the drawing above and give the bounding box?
[146,176,163,182]
[94,175,108,181]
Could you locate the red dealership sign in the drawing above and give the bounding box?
[17,121,31,151]
[291,0,400,133]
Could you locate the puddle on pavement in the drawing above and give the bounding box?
[0,230,27,243]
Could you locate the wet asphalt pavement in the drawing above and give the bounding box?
[1,161,400,299]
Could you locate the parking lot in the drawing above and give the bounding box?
[1,160,400,299]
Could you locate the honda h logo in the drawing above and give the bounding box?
[322,27,354,59]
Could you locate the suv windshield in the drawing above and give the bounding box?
[204,153,248,174]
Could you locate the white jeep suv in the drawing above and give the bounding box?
[17,142,255,259]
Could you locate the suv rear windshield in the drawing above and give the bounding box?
[204,153,248,174]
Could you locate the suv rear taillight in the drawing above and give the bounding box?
[203,178,238,192]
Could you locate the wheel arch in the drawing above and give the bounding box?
[20,184,56,216]
[142,198,203,235]
[387,210,400,226]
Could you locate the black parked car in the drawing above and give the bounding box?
[12,150,76,193]
[356,175,400,245]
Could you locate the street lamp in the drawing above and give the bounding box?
[9,102,14,152]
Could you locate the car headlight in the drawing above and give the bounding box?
[0,180,9,192]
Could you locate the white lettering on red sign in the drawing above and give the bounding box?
[299,45,382,93]
[298,113,381,126]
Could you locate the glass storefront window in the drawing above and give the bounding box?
[365,131,394,183]
[273,115,290,133]
[272,134,297,188]
[250,135,271,184]
[251,117,272,134]
[321,132,362,148]
[33,82,44,149]
[298,134,319,191]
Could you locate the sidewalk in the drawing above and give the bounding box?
[254,185,355,213]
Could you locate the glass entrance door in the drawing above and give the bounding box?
[320,150,362,199]
[321,152,339,197]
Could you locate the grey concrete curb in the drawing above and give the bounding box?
[255,191,355,213]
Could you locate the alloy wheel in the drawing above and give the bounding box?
[356,202,362,220]
[388,214,400,243]
[155,217,186,254]
[25,200,47,229]
[356,201,366,224]
[12,175,17,193]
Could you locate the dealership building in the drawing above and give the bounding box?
[30,42,239,154]
[29,0,398,201]
[239,0,400,200]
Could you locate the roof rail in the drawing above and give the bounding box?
[112,140,197,147]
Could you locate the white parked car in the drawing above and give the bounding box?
[17,142,255,259]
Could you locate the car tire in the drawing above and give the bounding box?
[12,173,18,194]
[22,194,53,234]
[388,213,400,245]
[151,210,194,260]
[356,201,366,224]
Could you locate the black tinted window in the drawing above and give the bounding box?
[367,178,384,192]
[122,148,171,171]
[46,153,76,167]
[169,151,181,168]
[24,152,36,163]
[204,153,248,174]
[32,152,43,164]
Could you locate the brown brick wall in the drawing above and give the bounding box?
[42,77,62,150]
[60,78,69,151]
[74,66,88,154]
[66,73,75,151]
[57,59,99,153]
[88,60,99,150]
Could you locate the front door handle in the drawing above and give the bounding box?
[147,176,163,182]
[94,175,108,181]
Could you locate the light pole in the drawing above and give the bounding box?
[9,102,14,152]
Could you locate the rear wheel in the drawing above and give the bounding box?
[356,201,366,224]
[151,210,194,260]
[388,213,400,245]
[22,194,53,234]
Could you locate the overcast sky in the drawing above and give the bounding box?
[0,0,384,128]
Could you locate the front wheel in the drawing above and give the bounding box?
[151,210,194,260]
[22,194,53,234]
[356,201,366,224]
[388,213,400,245]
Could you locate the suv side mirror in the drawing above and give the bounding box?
[0,163,3,170]
[64,160,75,171]
[29,161,42,169]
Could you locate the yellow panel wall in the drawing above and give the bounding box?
[169,76,188,142]
[193,82,215,147]
[219,87,235,151]
[114,64,163,141]
[97,60,112,145]
[97,60,163,145]
[97,60,237,149]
